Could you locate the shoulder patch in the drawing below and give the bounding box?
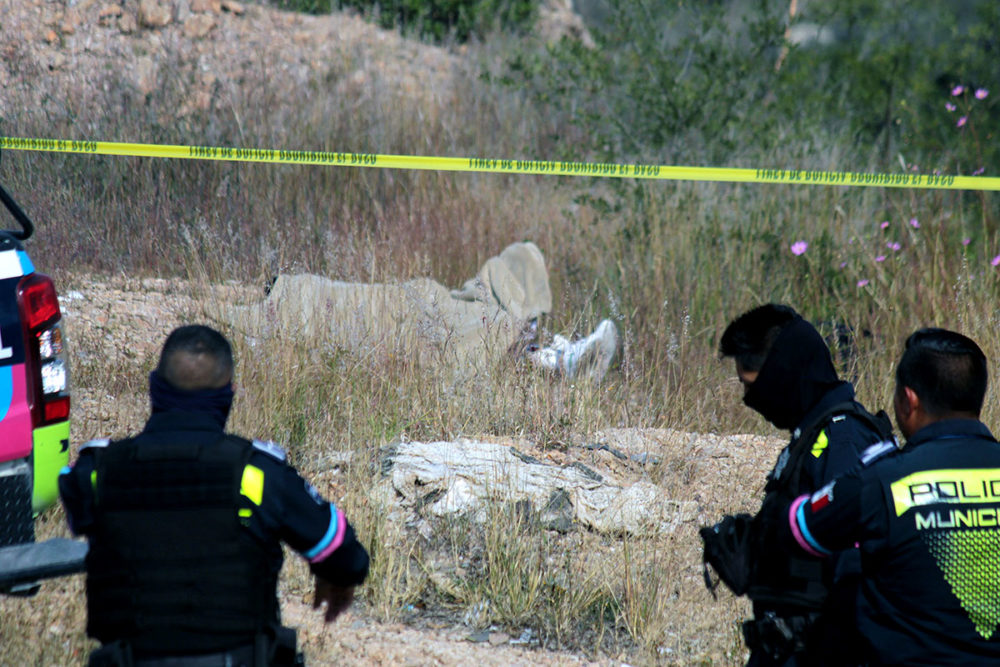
[80,438,110,451]
[252,439,287,462]
[810,430,829,458]
[860,440,898,466]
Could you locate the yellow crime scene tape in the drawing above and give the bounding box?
[2,136,999,191]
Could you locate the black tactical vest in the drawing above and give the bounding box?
[748,402,894,612]
[85,432,279,656]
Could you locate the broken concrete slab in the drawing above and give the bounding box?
[376,439,697,536]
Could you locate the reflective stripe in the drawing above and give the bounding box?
[0,250,24,279]
[0,365,11,420]
[251,439,286,461]
[238,508,253,518]
[789,494,831,557]
[305,505,344,562]
[240,465,264,505]
[861,440,897,466]
[17,250,34,275]
[81,438,110,451]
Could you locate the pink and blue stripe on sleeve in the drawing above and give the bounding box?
[304,504,347,563]
[789,494,833,558]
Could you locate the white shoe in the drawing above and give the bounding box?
[528,320,619,382]
[563,319,618,382]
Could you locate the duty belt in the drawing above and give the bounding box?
[134,644,256,667]
[89,642,259,667]
[742,611,819,663]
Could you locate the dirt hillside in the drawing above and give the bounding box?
[2,3,773,664]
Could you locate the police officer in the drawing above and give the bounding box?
[59,325,370,666]
[785,328,1000,664]
[713,304,893,666]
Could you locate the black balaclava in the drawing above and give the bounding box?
[742,316,843,431]
[149,370,234,428]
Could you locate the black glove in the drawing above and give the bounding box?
[699,513,754,598]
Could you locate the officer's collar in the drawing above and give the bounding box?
[143,410,227,434]
[149,370,233,428]
[790,382,855,441]
[905,418,997,448]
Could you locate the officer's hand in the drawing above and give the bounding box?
[313,579,355,623]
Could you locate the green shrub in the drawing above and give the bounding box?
[775,0,1000,175]
[269,0,334,13]
[270,0,537,42]
[506,0,788,166]
[513,0,998,177]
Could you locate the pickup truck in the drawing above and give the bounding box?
[0,154,87,594]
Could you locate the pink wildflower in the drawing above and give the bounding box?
[791,241,808,256]
[973,167,985,176]
[952,85,965,96]
[945,102,957,112]
[909,217,920,229]
[993,255,1000,267]
[839,261,847,269]
[880,221,890,230]
[957,116,967,127]
[875,255,886,263]
[975,88,989,100]
[887,242,901,251]
[962,238,972,246]
[857,279,869,288]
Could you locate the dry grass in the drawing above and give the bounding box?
[2,9,1000,666]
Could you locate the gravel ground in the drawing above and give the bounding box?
[1,0,460,124]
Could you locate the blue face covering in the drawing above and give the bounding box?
[149,370,234,428]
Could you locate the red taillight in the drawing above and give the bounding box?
[17,273,70,427]
[17,273,61,331]
[44,397,71,422]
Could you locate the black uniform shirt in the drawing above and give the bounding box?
[788,418,1000,665]
[59,411,369,587]
[777,382,885,492]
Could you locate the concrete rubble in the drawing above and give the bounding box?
[376,438,698,536]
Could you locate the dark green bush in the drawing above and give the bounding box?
[512,0,999,175]
[268,0,334,14]
[775,0,999,175]
[269,0,537,42]
[505,0,788,166]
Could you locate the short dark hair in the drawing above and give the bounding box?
[157,325,234,391]
[719,304,799,372]
[896,328,988,417]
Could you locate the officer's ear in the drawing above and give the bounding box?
[893,384,922,438]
